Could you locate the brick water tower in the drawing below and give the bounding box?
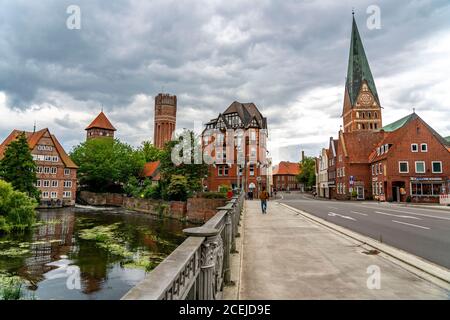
[154,93,177,149]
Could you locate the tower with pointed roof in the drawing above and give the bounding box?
[85,111,116,141]
[342,14,382,133]
[154,93,177,149]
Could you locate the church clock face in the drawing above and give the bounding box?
[360,93,373,106]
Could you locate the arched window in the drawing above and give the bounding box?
[374,112,378,119]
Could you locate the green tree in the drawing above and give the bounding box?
[159,130,208,200]
[140,141,162,162]
[297,157,316,189]
[0,180,37,232]
[167,175,188,201]
[0,132,40,201]
[70,138,145,192]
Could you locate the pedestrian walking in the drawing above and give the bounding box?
[259,186,269,214]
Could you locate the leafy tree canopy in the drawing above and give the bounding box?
[0,132,39,201]
[297,157,316,189]
[70,138,145,192]
[140,141,163,162]
[159,130,208,199]
[0,179,37,232]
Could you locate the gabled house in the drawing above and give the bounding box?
[0,128,78,207]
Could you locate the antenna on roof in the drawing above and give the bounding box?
[101,103,104,113]
[413,107,416,114]
[33,121,36,133]
[352,8,355,16]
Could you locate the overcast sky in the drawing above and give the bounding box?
[1,0,449,164]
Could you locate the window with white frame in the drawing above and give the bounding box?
[63,191,72,198]
[420,143,428,152]
[51,167,57,174]
[411,144,418,152]
[371,165,375,175]
[64,181,72,188]
[51,180,58,188]
[432,161,442,173]
[249,164,255,176]
[35,180,42,187]
[379,182,383,195]
[51,192,58,199]
[399,161,409,173]
[43,180,50,187]
[64,168,71,175]
[415,161,426,174]
[37,167,43,173]
[44,167,50,174]
[42,192,49,199]
[52,156,59,162]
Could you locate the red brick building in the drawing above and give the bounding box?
[327,138,338,199]
[202,101,268,195]
[85,111,116,140]
[273,161,301,191]
[154,93,177,149]
[323,15,450,202]
[0,128,78,207]
[369,113,450,203]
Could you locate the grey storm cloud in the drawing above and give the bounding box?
[1,0,450,162]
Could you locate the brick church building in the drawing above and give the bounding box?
[320,14,450,202]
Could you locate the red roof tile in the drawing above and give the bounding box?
[142,161,160,180]
[273,161,301,176]
[340,131,385,164]
[85,112,116,131]
[0,128,78,168]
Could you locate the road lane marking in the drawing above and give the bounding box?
[328,212,356,221]
[328,206,339,210]
[392,220,430,230]
[375,211,421,220]
[350,211,368,216]
[357,204,450,221]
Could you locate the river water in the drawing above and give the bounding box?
[0,206,191,300]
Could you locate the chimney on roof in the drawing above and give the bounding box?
[302,150,305,162]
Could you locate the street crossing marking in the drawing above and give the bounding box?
[350,211,368,216]
[357,204,450,221]
[392,220,430,230]
[328,212,356,221]
[375,211,421,220]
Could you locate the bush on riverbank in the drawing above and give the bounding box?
[0,180,37,233]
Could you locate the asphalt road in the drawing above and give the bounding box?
[277,192,450,269]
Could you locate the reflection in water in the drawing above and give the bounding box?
[0,206,191,300]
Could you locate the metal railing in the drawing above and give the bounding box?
[121,192,245,300]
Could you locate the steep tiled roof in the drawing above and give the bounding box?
[273,161,301,176]
[142,161,160,180]
[381,113,416,132]
[85,112,116,131]
[340,131,385,164]
[0,128,78,168]
[371,113,450,161]
[213,101,267,129]
[346,16,380,106]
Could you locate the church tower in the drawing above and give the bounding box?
[85,111,116,141]
[342,15,382,133]
[154,93,177,149]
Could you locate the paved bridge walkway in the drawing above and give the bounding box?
[234,200,449,299]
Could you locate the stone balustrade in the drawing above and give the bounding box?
[121,192,244,300]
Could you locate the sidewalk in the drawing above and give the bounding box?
[238,200,449,300]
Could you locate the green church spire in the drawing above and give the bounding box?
[346,15,380,106]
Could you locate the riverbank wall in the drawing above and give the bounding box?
[78,191,227,223]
